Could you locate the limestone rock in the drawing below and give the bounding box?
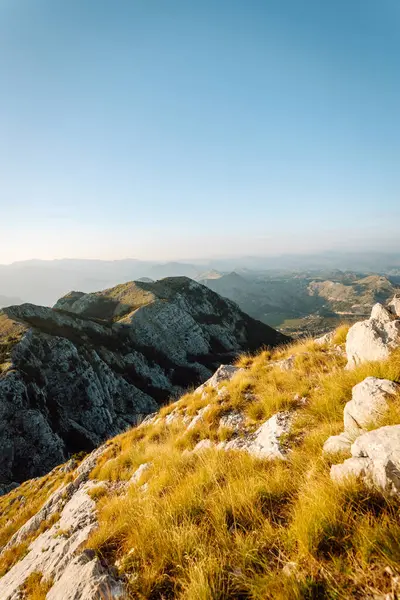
[2,444,108,553]
[330,425,400,494]
[0,480,125,599]
[192,439,214,453]
[195,364,243,395]
[223,412,292,460]
[315,331,335,345]
[187,406,211,430]
[129,462,151,485]
[346,302,400,368]
[47,551,125,600]
[219,410,246,432]
[388,295,400,318]
[322,431,353,455]
[323,377,400,455]
[343,377,400,434]
[270,355,296,371]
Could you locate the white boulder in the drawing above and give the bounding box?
[344,377,400,434]
[322,431,353,455]
[323,377,399,455]
[315,331,335,345]
[192,439,214,453]
[330,425,400,494]
[346,302,400,368]
[195,364,243,395]
[223,412,292,460]
[388,295,400,318]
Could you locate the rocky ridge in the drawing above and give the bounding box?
[0,277,286,487]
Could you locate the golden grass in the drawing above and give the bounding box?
[3,324,400,598]
[0,469,70,550]
[20,571,53,600]
[83,328,400,598]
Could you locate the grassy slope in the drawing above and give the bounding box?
[87,325,400,599]
[2,324,400,598]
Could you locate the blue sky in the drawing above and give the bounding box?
[0,0,399,263]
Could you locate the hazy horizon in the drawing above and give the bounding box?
[1,1,399,264]
[2,247,400,268]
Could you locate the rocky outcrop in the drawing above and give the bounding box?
[346,303,400,368]
[314,331,335,345]
[0,445,125,600]
[344,377,399,434]
[388,295,400,318]
[189,412,292,460]
[330,425,400,494]
[221,411,292,459]
[323,377,399,455]
[0,278,286,487]
[194,364,243,395]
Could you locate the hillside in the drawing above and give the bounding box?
[1,298,400,598]
[201,271,399,336]
[0,277,286,487]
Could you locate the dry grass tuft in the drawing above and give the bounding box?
[20,571,53,600]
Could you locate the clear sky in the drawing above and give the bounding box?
[0,0,399,264]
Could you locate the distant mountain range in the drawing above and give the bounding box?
[2,252,400,304]
[1,253,400,335]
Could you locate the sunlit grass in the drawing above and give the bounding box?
[3,324,400,599]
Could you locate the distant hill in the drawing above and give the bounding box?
[201,271,400,336]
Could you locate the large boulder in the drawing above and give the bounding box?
[344,377,400,434]
[323,376,400,455]
[346,302,400,368]
[330,425,400,494]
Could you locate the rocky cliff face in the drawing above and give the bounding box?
[0,277,286,487]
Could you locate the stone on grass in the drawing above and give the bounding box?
[195,364,243,395]
[323,376,399,455]
[322,432,353,455]
[330,425,400,494]
[192,439,214,453]
[343,377,400,435]
[223,412,292,460]
[129,462,152,485]
[346,302,400,368]
[315,331,335,345]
